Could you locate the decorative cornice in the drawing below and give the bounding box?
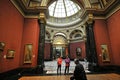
[10,0,25,16]
[10,0,120,20]
[106,2,120,19]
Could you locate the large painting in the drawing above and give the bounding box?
[101,45,110,62]
[24,44,33,63]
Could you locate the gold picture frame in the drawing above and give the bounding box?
[24,44,33,64]
[101,45,110,62]
[6,49,15,59]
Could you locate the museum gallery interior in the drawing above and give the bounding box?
[0,0,120,80]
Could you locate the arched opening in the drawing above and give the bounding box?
[52,32,68,59]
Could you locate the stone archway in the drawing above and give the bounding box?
[52,34,68,59]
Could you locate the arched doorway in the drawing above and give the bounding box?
[52,33,68,59]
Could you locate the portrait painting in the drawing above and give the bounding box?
[101,45,110,62]
[76,47,82,57]
[0,42,5,51]
[76,47,81,53]
[24,44,33,63]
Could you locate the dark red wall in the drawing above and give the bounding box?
[44,43,51,60]
[94,19,113,66]
[0,0,24,73]
[94,10,120,66]
[21,18,39,67]
[70,41,85,59]
[107,10,120,66]
[0,0,120,73]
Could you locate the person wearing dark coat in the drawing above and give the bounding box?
[70,59,87,80]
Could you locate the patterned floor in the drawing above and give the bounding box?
[44,60,90,74]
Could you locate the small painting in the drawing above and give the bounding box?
[24,44,33,63]
[101,45,110,62]
[0,42,5,51]
[6,50,15,59]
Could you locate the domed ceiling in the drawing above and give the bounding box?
[11,0,120,44]
[48,0,81,18]
[47,0,82,27]
[11,0,119,18]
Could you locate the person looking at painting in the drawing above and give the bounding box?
[70,58,87,80]
[64,55,70,75]
[57,56,62,75]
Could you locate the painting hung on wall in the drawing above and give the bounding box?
[0,42,5,51]
[76,47,81,53]
[6,49,15,59]
[24,44,33,64]
[76,47,82,57]
[101,45,110,62]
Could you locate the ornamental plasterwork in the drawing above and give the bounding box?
[45,24,86,43]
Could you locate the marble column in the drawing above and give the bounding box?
[85,20,98,71]
[37,13,46,74]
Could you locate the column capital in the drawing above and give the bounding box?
[87,14,94,25]
[38,12,46,24]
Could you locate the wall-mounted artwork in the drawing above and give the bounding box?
[76,47,82,53]
[0,42,5,52]
[6,49,15,59]
[76,47,82,57]
[24,44,33,63]
[101,45,110,62]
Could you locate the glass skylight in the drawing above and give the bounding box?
[48,0,81,18]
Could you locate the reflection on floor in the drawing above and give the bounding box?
[44,60,90,74]
[19,73,120,80]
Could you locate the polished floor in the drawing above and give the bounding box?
[44,60,90,74]
[19,73,120,80]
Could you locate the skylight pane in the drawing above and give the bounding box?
[48,0,80,17]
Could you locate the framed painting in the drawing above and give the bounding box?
[76,47,82,57]
[0,42,5,51]
[6,49,15,59]
[24,44,33,64]
[101,45,110,62]
[76,47,82,53]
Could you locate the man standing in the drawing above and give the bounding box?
[70,59,87,80]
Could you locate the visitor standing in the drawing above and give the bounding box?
[64,56,70,75]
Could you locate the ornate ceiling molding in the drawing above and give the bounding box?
[10,0,120,19]
[10,0,48,18]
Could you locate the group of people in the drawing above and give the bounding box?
[57,56,70,75]
[57,56,87,80]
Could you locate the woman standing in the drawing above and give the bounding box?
[64,56,70,75]
[57,56,62,75]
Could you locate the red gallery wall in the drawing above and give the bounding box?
[0,0,24,73]
[107,10,120,66]
[94,19,113,66]
[44,43,51,60]
[70,41,85,59]
[21,18,39,67]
